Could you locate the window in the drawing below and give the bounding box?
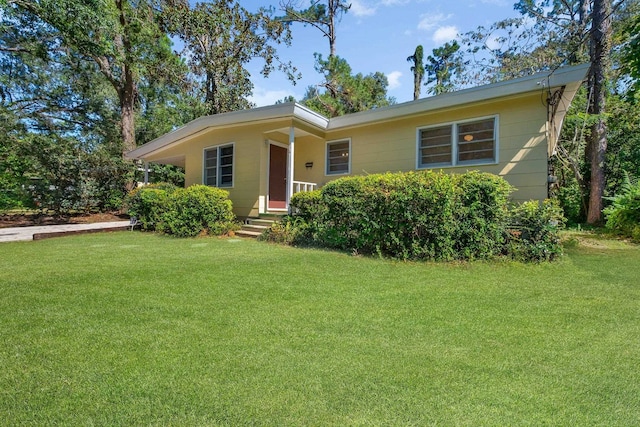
[457,119,495,164]
[418,117,497,168]
[204,143,234,187]
[326,139,351,175]
[419,124,452,166]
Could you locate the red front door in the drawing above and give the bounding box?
[268,144,287,210]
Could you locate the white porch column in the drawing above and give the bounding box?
[286,126,295,208]
[144,161,149,184]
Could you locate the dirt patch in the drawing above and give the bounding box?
[0,212,129,229]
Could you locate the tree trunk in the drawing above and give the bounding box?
[120,82,136,154]
[328,0,337,57]
[586,0,611,224]
[115,0,137,157]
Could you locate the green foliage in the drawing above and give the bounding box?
[124,183,177,231]
[290,190,324,220]
[454,171,513,259]
[259,190,325,245]
[163,185,236,237]
[285,190,326,244]
[277,170,514,260]
[124,184,237,237]
[302,55,394,117]
[425,41,466,95]
[163,1,297,115]
[620,2,640,101]
[407,45,425,100]
[506,199,566,262]
[271,171,565,262]
[0,108,32,210]
[556,181,584,224]
[604,174,640,242]
[279,0,350,56]
[258,217,304,245]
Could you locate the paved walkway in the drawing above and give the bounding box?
[0,221,131,243]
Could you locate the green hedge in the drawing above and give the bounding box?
[124,183,237,237]
[319,171,461,259]
[266,170,565,262]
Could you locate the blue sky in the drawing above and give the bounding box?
[241,0,522,106]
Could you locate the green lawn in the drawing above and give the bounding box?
[1,232,639,425]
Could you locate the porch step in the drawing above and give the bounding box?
[258,213,287,220]
[235,229,263,238]
[247,218,276,227]
[236,217,279,238]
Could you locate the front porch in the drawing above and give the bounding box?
[127,103,332,218]
[260,123,325,215]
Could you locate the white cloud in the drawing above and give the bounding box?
[249,87,298,107]
[350,0,377,16]
[432,25,459,44]
[417,13,452,31]
[386,71,402,89]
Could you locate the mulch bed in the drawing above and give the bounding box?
[0,212,129,229]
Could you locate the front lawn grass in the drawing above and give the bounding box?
[1,232,639,425]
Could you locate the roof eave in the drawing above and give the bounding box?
[126,102,329,160]
[327,63,589,130]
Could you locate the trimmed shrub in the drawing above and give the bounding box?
[124,183,176,231]
[266,170,564,263]
[505,199,566,262]
[283,170,514,261]
[163,185,236,237]
[285,190,326,244]
[124,183,236,237]
[604,175,640,242]
[290,189,325,222]
[454,171,513,259]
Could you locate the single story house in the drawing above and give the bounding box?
[126,63,588,218]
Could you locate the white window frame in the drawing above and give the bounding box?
[203,142,235,188]
[325,138,352,176]
[416,115,499,170]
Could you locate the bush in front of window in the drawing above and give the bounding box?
[267,170,566,262]
[317,171,461,260]
[316,170,511,260]
[124,183,237,237]
[454,171,513,259]
[162,185,237,237]
[271,170,510,260]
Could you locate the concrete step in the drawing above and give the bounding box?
[246,218,275,227]
[241,224,269,233]
[236,216,282,238]
[235,229,263,238]
[258,213,287,219]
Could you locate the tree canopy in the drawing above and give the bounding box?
[301,54,394,118]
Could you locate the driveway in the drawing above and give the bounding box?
[0,221,131,243]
